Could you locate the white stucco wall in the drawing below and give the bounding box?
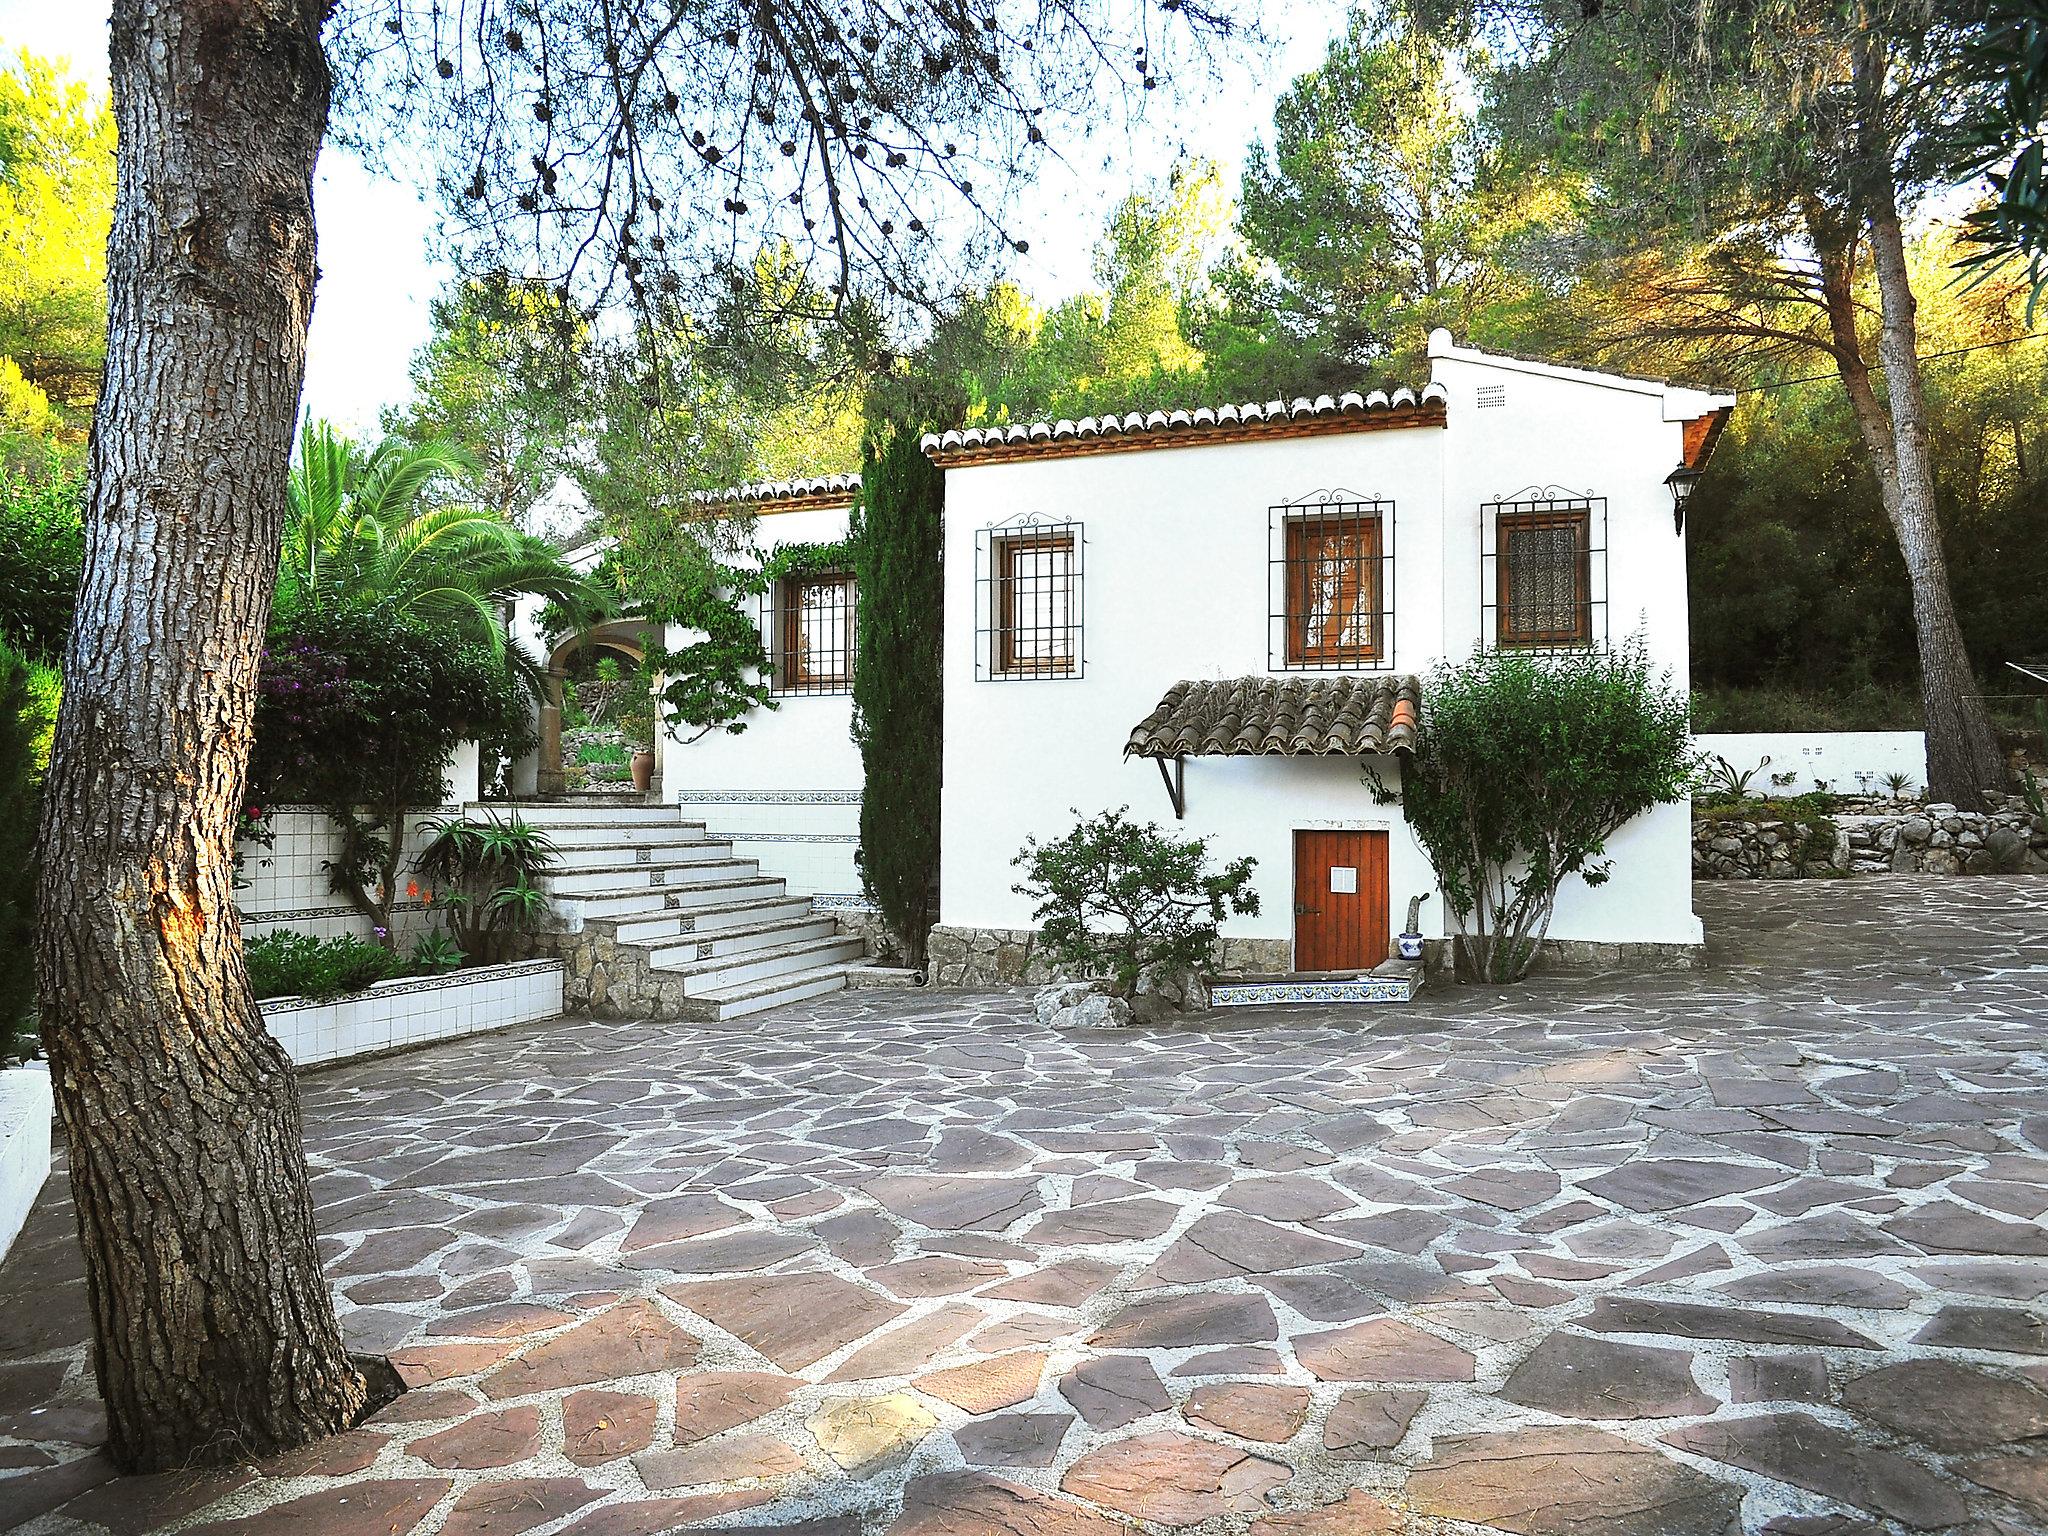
[659,503,865,901]
[937,337,1725,957]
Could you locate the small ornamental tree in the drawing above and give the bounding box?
[250,600,531,945]
[1378,642,1695,984]
[851,420,944,966]
[1014,808,1260,996]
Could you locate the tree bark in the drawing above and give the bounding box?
[1847,24,2006,808]
[33,0,364,1471]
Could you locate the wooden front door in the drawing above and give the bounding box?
[1293,830,1389,973]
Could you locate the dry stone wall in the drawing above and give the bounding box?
[1694,796,2048,879]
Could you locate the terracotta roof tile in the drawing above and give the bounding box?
[1125,676,1421,759]
[920,386,1448,464]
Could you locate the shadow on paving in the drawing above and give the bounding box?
[3,875,2047,1534]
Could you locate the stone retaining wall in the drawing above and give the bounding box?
[925,926,1291,989]
[1695,799,2048,880]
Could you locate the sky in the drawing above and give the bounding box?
[0,0,1348,433]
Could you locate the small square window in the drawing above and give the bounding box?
[994,531,1078,677]
[1285,514,1383,666]
[771,570,855,694]
[977,522,1083,681]
[1496,508,1590,647]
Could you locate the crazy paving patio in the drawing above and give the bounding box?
[4,876,2048,1536]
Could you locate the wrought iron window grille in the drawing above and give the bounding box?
[762,568,856,695]
[976,517,1084,681]
[1481,487,1607,652]
[1270,492,1396,672]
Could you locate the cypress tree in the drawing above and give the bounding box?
[850,419,944,966]
[0,640,45,1060]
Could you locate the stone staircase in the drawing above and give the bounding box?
[473,796,865,1020]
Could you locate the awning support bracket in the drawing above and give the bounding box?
[1156,755,1186,820]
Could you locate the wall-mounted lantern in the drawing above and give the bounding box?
[1665,463,1703,535]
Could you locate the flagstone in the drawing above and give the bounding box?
[424,1302,574,1339]
[953,1412,1073,1469]
[1712,1265,1914,1309]
[1579,1296,1879,1349]
[808,1393,939,1469]
[1881,1201,2048,1255]
[1182,1382,1311,1442]
[1409,1426,1740,1536]
[1959,1453,2048,1520]
[562,1389,658,1464]
[1729,1355,1830,1404]
[892,1471,1127,1536]
[1323,1388,1427,1454]
[410,1405,542,1469]
[1912,1302,2048,1353]
[865,1174,1043,1232]
[869,1256,1009,1297]
[665,1272,903,1370]
[1251,1490,1399,1535]
[1139,1212,1361,1283]
[1841,1360,2048,1449]
[1058,1356,1172,1429]
[634,1432,804,1488]
[1295,1317,1475,1382]
[1061,1430,1290,1523]
[914,1352,1046,1415]
[389,1341,521,1387]
[1172,1346,1285,1375]
[55,1465,255,1536]
[1027,1198,1181,1246]
[671,1371,798,1444]
[437,1478,601,1536]
[826,1304,980,1380]
[1501,1330,1716,1419]
[1663,1412,1967,1529]
[178,1479,452,1536]
[553,1492,775,1536]
[1091,1291,1278,1349]
[256,1427,391,1478]
[482,1299,700,1397]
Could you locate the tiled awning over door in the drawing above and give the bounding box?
[1124,675,1421,759]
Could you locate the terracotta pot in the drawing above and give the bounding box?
[630,748,654,792]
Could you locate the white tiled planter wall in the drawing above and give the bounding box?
[0,1063,52,1266]
[237,806,464,946]
[259,960,565,1068]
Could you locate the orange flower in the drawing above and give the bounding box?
[406,880,420,900]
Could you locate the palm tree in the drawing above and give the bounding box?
[281,417,609,668]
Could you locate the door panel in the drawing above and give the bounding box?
[1293,830,1389,972]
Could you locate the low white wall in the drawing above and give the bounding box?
[0,1063,52,1266]
[237,805,466,947]
[1694,732,1927,798]
[260,959,565,1068]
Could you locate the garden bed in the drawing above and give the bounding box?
[0,1062,51,1266]
[259,959,564,1068]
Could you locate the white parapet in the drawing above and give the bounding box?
[260,960,565,1068]
[0,1062,52,1265]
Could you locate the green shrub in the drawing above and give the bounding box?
[1380,642,1695,984]
[0,639,51,1062]
[244,931,409,1001]
[1013,808,1259,997]
[0,454,85,662]
[412,813,559,964]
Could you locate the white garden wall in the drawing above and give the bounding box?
[237,806,464,947]
[0,1063,51,1266]
[1693,731,1928,798]
[259,960,564,1068]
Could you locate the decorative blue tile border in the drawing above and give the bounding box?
[810,893,879,912]
[672,789,862,805]
[728,832,860,844]
[260,959,564,1015]
[1211,975,1418,1008]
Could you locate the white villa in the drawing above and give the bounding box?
[510,330,1732,1016]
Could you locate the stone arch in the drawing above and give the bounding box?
[535,618,662,796]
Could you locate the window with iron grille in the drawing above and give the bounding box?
[766,570,856,694]
[1482,492,1606,650]
[1270,498,1394,671]
[976,521,1083,681]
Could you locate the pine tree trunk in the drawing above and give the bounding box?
[1847,25,2006,809]
[33,0,365,1471]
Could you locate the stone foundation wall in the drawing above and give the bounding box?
[1423,936,1705,980]
[925,926,1291,989]
[1695,799,2048,880]
[513,923,706,1021]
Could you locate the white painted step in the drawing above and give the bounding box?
[640,916,842,969]
[701,961,852,1020]
[470,801,691,827]
[658,934,868,995]
[548,840,737,874]
[553,876,787,920]
[542,858,760,895]
[612,897,814,943]
[528,822,725,850]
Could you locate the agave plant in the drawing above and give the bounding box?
[281,417,610,672]
[412,812,560,964]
